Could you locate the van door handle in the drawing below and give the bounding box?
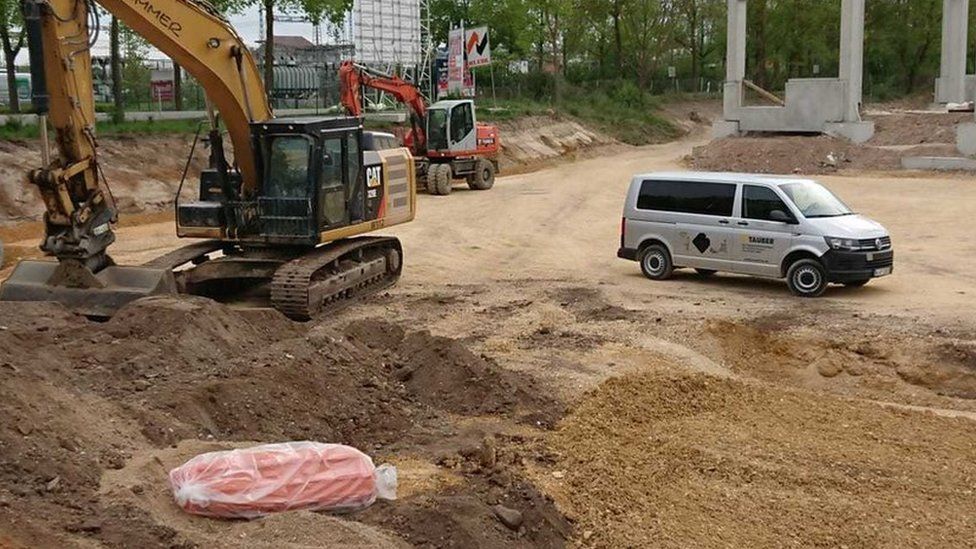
[718,219,730,225]
[737,221,749,226]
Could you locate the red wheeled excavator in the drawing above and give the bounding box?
[0,0,416,320]
[339,61,501,196]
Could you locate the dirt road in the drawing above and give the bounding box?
[3,137,976,548]
[18,136,970,326]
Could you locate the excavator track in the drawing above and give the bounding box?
[271,236,402,321]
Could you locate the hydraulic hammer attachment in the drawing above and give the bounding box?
[0,260,177,318]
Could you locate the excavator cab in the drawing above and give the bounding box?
[178,117,367,246]
[426,100,477,154]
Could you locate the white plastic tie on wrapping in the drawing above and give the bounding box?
[374,464,398,501]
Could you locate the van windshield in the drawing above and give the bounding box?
[780,181,853,218]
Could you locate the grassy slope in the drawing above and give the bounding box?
[0,118,205,140]
[481,99,680,145]
[0,87,684,145]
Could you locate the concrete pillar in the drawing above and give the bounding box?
[726,0,747,82]
[722,0,748,122]
[838,0,865,121]
[937,0,970,104]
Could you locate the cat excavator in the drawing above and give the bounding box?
[0,0,416,320]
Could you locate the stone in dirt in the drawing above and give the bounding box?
[815,359,844,378]
[491,504,524,530]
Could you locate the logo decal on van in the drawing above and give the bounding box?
[748,236,774,245]
[692,233,711,254]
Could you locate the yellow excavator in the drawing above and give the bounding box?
[0,0,416,320]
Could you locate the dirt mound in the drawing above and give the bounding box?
[493,115,617,173]
[359,478,570,549]
[0,135,206,224]
[867,111,971,146]
[0,298,569,548]
[692,135,959,174]
[706,319,976,407]
[345,319,562,425]
[692,110,968,175]
[548,370,976,548]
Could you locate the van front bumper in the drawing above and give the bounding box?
[822,249,894,282]
[618,247,639,261]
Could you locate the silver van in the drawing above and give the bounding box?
[617,172,893,297]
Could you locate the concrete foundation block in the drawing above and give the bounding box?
[712,120,741,140]
[956,122,976,155]
[902,156,976,171]
[823,121,875,143]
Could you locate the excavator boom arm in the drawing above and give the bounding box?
[339,60,428,152]
[25,0,272,266]
[96,0,273,192]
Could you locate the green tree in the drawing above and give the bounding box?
[110,16,124,122]
[0,0,25,112]
[622,0,671,90]
[255,0,351,101]
[866,0,941,95]
[671,0,724,91]
[120,24,150,109]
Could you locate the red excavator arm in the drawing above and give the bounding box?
[339,60,428,154]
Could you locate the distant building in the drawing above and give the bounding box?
[254,35,354,69]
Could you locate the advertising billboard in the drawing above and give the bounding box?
[464,27,491,67]
[447,27,464,94]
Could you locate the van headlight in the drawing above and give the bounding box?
[824,236,860,251]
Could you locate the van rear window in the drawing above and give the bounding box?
[637,180,736,216]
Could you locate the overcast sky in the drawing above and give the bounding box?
[16,8,325,62]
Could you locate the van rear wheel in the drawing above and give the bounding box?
[787,258,828,297]
[640,244,673,280]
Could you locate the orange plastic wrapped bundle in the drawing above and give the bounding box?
[169,442,397,519]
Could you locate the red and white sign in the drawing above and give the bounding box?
[151,67,175,102]
[151,80,174,102]
[464,27,491,67]
[447,27,465,94]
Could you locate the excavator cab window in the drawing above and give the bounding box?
[265,136,313,199]
[345,133,364,222]
[319,136,346,227]
[318,130,364,228]
[450,102,474,144]
[427,108,449,151]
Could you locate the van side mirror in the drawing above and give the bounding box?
[769,209,795,224]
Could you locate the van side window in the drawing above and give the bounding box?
[744,185,791,221]
[637,180,735,217]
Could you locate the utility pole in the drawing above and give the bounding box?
[419,0,433,98]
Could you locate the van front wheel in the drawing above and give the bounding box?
[787,259,828,297]
[640,244,673,280]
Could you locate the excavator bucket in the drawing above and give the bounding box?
[0,259,177,318]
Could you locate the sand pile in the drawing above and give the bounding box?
[548,370,976,548]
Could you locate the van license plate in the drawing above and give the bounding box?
[874,267,892,277]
